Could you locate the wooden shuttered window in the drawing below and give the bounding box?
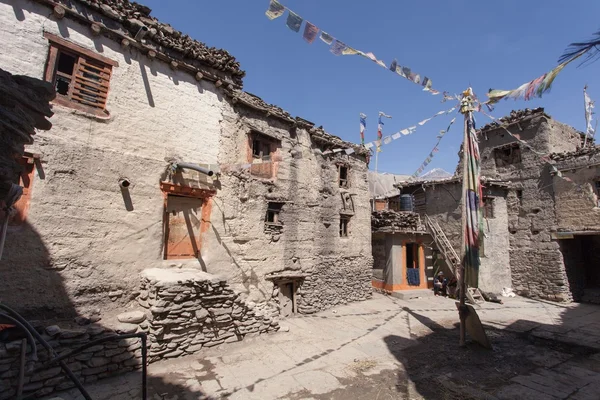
[44,32,118,116]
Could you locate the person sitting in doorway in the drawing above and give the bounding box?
[434,271,448,296]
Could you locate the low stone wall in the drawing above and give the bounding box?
[0,324,143,399]
[137,268,279,362]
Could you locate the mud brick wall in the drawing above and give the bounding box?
[0,325,143,399]
[138,269,279,362]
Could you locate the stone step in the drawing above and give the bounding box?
[390,289,434,300]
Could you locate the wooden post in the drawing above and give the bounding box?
[53,5,65,19]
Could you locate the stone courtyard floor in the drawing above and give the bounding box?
[45,293,600,400]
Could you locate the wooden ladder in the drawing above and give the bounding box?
[466,287,485,305]
[424,215,460,277]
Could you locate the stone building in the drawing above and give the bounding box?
[0,0,373,395]
[372,108,600,304]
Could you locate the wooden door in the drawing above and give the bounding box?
[164,195,202,259]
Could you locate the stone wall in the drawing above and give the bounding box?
[0,323,144,400]
[478,112,574,301]
[137,269,278,362]
[296,257,372,314]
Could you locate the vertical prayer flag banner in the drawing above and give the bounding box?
[584,86,596,143]
[286,11,303,32]
[464,112,482,288]
[377,112,392,152]
[265,0,285,20]
[303,22,319,44]
[359,113,367,144]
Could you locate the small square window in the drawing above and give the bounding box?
[265,202,284,225]
[338,165,349,188]
[339,216,350,237]
[494,144,521,167]
[516,190,523,207]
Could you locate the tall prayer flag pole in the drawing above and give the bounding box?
[458,88,481,347]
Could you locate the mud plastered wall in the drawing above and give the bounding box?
[0,0,225,317]
[202,104,373,313]
[479,115,578,301]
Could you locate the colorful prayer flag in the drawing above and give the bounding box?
[377,112,392,152]
[360,113,367,144]
[330,40,347,56]
[320,31,334,45]
[303,21,319,44]
[344,148,355,155]
[265,0,285,20]
[286,11,303,32]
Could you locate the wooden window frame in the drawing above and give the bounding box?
[44,32,118,117]
[248,131,280,179]
[339,215,350,238]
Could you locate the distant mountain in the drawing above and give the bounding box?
[368,171,410,198]
[419,168,453,180]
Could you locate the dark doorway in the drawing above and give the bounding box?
[278,282,295,317]
[406,243,421,286]
[561,235,600,303]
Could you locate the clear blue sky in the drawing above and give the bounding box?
[142,0,600,175]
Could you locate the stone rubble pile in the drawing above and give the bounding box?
[371,210,424,232]
[0,323,143,400]
[137,268,279,362]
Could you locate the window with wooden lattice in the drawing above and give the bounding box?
[44,33,118,116]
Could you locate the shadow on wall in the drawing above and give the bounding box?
[382,303,599,399]
[0,221,211,399]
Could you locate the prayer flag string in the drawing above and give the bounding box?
[264,0,442,97]
[408,115,457,179]
[486,50,586,106]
